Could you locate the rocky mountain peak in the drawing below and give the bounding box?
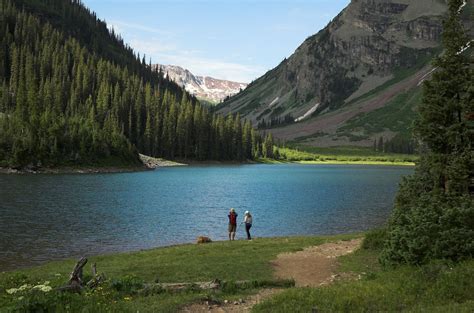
[154,64,248,104]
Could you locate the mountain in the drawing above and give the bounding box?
[218,0,473,151]
[155,64,248,104]
[0,0,262,168]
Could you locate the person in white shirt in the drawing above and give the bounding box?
[243,211,253,240]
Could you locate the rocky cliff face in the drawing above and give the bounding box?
[155,64,247,104]
[218,0,448,124]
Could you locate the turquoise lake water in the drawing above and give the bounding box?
[0,164,413,270]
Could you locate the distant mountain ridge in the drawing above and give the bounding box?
[217,0,473,150]
[155,64,248,104]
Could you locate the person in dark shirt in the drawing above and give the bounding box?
[228,208,238,241]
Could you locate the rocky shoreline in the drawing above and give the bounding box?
[138,154,187,169]
[0,165,150,175]
[0,154,187,175]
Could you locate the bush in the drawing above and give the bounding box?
[362,228,387,251]
[381,177,474,265]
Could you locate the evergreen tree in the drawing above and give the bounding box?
[381,0,474,265]
[0,0,264,167]
[377,136,384,153]
[263,133,274,159]
[233,113,243,160]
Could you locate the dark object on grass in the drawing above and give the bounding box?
[57,257,105,292]
[196,236,212,244]
[141,278,295,294]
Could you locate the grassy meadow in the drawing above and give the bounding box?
[1,232,473,312]
[0,235,354,312]
[274,146,417,166]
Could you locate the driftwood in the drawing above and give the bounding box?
[87,262,106,288]
[69,257,87,285]
[56,259,292,295]
[57,257,105,292]
[149,279,222,292]
[141,279,293,293]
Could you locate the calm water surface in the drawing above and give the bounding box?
[0,164,412,270]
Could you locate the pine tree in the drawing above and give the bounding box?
[243,120,253,160]
[377,136,384,153]
[0,0,263,166]
[263,133,274,159]
[381,0,474,265]
[233,113,243,160]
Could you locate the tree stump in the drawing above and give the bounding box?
[57,257,105,292]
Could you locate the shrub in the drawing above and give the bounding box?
[362,228,387,251]
[381,181,474,265]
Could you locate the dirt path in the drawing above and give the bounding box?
[181,288,284,313]
[181,238,362,313]
[272,238,362,287]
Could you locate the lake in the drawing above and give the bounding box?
[0,164,412,271]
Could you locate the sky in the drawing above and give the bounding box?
[82,0,350,83]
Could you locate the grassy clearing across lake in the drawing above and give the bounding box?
[276,146,417,166]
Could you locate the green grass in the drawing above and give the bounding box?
[345,49,437,107]
[278,146,417,165]
[2,232,473,312]
[339,86,422,137]
[253,234,474,313]
[0,235,357,313]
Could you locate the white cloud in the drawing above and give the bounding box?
[103,20,265,82]
[157,54,264,83]
[129,38,177,54]
[128,38,264,83]
[107,20,172,36]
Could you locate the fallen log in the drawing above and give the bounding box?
[141,278,295,294]
[141,278,221,294]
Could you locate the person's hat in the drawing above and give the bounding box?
[245,211,249,215]
[230,208,235,212]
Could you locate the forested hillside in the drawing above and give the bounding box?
[0,0,263,168]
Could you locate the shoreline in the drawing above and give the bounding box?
[0,154,187,175]
[259,159,415,166]
[0,165,150,175]
[0,154,415,175]
[296,160,415,166]
[0,233,362,273]
[0,159,415,174]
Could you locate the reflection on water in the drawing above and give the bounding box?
[0,164,412,270]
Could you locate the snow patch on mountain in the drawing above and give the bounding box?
[154,64,248,103]
[295,103,320,122]
[269,97,280,107]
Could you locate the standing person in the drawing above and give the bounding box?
[228,208,238,241]
[243,211,253,240]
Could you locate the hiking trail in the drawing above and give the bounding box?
[181,238,362,313]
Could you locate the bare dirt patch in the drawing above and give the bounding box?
[180,238,362,313]
[181,288,283,313]
[272,238,362,287]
